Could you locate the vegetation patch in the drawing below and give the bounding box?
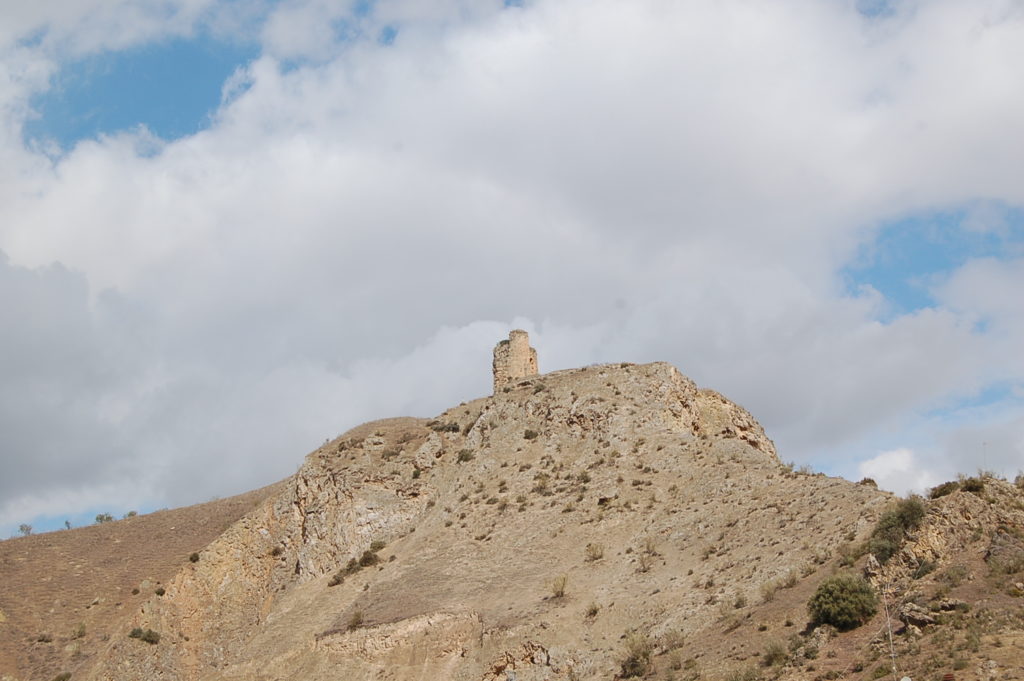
[867,496,926,564]
[929,480,961,499]
[618,632,653,678]
[961,476,986,494]
[128,627,161,644]
[807,573,878,631]
[328,540,387,587]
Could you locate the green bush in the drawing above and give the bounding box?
[807,574,878,631]
[189,552,200,563]
[358,550,379,568]
[128,627,161,644]
[929,480,961,499]
[867,496,926,564]
[523,429,539,440]
[961,477,985,494]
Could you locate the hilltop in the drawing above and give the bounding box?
[1,353,1023,681]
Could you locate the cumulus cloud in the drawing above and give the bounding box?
[1,0,1023,532]
[857,448,941,496]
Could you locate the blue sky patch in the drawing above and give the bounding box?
[844,204,1024,316]
[24,34,258,151]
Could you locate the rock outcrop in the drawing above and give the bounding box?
[9,360,1024,681]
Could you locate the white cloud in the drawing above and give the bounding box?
[857,448,941,496]
[0,0,1023,532]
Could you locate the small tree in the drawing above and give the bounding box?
[18,524,32,536]
[808,574,878,631]
[95,513,114,524]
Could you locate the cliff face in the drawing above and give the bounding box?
[58,363,1024,681]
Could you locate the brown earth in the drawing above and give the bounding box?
[2,361,1023,681]
[0,484,281,681]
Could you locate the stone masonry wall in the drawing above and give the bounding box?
[492,330,538,393]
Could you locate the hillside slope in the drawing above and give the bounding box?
[91,362,893,680]
[0,484,282,681]
[5,361,1024,681]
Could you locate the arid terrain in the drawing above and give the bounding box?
[2,361,1022,681]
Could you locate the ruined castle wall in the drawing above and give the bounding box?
[492,330,538,393]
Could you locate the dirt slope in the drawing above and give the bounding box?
[0,484,282,680]
[4,361,1023,681]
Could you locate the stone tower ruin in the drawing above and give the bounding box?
[492,330,538,393]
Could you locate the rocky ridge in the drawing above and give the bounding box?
[3,361,1023,681]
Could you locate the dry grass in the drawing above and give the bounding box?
[0,483,280,679]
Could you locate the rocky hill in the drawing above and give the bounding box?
[2,360,1023,681]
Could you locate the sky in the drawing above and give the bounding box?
[1,0,1023,536]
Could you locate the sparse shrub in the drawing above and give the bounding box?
[867,496,926,564]
[937,561,966,589]
[73,622,86,639]
[128,627,160,644]
[642,536,658,556]
[871,664,889,679]
[456,449,475,463]
[524,429,539,440]
[807,573,878,631]
[18,523,32,536]
[858,478,877,487]
[961,476,985,494]
[551,574,568,598]
[51,673,71,681]
[154,587,165,596]
[584,542,604,562]
[733,593,747,609]
[270,545,284,557]
[619,632,653,678]
[912,560,937,579]
[411,468,420,479]
[189,552,200,563]
[585,602,600,619]
[762,640,788,667]
[369,540,386,552]
[760,581,778,603]
[929,480,961,499]
[95,513,114,524]
[36,633,53,643]
[725,664,761,681]
[347,610,364,631]
[358,550,379,568]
